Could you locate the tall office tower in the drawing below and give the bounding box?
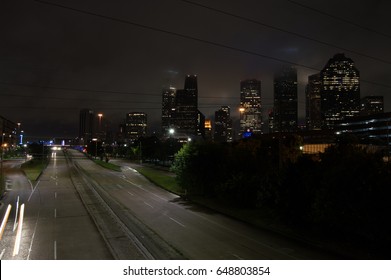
[162,86,176,135]
[214,106,233,142]
[239,79,262,136]
[320,53,360,129]
[360,96,384,116]
[125,112,147,142]
[273,66,298,132]
[79,109,94,145]
[306,73,322,130]
[173,75,198,136]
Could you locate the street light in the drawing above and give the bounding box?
[97,113,103,139]
[92,138,98,159]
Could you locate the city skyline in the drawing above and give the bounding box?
[1,0,391,138]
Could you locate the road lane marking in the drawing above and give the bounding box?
[126,191,134,196]
[12,204,25,256]
[27,210,40,260]
[0,248,5,260]
[28,180,41,202]
[143,202,154,208]
[122,178,167,201]
[54,192,57,199]
[54,209,57,218]
[0,204,12,240]
[168,216,186,228]
[117,184,123,189]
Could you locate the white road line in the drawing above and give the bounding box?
[13,204,25,256]
[54,192,57,199]
[168,216,186,228]
[27,211,40,260]
[28,180,41,202]
[0,204,12,240]
[0,248,5,260]
[231,253,244,260]
[122,178,167,201]
[54,241,57,260]
[117,184,123,189]
[144,202,154,208]
[126,191,134,196]
[54,209,57,218]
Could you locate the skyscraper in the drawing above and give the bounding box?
[162,86,176,135]
[79,109,94,145]
[360,96,384,116]
[273,66,298,132]
[125,112,147,142]
[239,79,262,136]
[306,73,322,130]
[320,53,360,129]
[214,106,233,142]
[173,75,198,136]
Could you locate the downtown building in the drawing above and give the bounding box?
[79,108,94,146]
[305,73,322,130]
[214,106,233,143]
[125,112,147,142]
[320,53,360,129]
[272,66,298,133]
[161,86,176,136]
[239,79,262,136]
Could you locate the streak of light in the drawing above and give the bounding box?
[12,204,25,256]
[0,204,12,240]
[0,248,5,259]
[13,196,19,231]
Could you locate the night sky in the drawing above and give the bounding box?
[1,0,391,139]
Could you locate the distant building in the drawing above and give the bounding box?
[360,96,384,116]
[306,73,322,130]
[320,53,360,129]
[239,79,262,136]
[214,106,233,142]
[162,86,176,135]
[273,66,298,132]
[173,75,199,137]
[0,115,18,148]
[125,112,147,142]
[204,119,212,141]
[197,110,205,138]
[79,108,94,145]
[335,112,391,148]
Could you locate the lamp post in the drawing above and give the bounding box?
[92,138,98,159]
[98,113,103,140]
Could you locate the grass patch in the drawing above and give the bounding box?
[21,159,48,181]
[136,166,182,194]
[94,160,122,172]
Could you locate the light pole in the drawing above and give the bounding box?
[92,138,98,159]
[1,133,5,188]
[98,113,103,140]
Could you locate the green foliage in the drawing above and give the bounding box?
[171,136,391,257]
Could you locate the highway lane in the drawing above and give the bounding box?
[0,152,113,260]
[69,150,339,260]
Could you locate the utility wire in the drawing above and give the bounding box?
[287,0,391,40]
[31,0,391,90]
[32,0,319,72]
[180,0,391,65]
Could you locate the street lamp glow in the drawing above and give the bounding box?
[169,128,175,135]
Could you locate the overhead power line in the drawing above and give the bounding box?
[287,0,391,40]
[180,0,391,65]
[31,0,391,91]
[32,0,319,72]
